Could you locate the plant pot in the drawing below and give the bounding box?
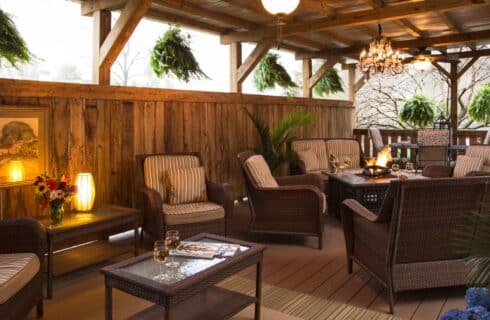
[49,205,64,225]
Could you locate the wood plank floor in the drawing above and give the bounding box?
[230,202,466,320]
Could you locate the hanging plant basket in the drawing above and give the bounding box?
[469,84,490,124]
[0,9,32,68]
[253,53,297,92]
[150,27,209,82]
[399,94,436,128]
[313,68,344,97]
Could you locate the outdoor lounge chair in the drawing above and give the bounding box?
[423,145,490,178]
[417,129,450,168]
[341,177,490,313]
[0,217,45,320]
[238,151,326,249]
[134,152,234,241]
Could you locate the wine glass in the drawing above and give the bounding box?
[406,162,414,172]
[153,240,169,282]
[165,230,180,268]
[391,163,400,176]
[341,157,351,173]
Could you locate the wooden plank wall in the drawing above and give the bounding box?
[0,79,353,219]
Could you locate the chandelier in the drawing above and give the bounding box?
[359,24,405,76]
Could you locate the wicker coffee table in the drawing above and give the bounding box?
[101,233,265,320]
[39,205,140,298]
[326,169,427,216]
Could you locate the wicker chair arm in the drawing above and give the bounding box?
[466,170,490,177]
[341,199,379,222]
[422,165,453,178]
[0,217,46,261]
[141,187,164,238]
[206,180,235,235]
[276,174,324,190]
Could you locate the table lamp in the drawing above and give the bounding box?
[74,173,95,212]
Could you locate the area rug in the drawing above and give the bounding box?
[219,276,401,320]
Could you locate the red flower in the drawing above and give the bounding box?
[59,181,67,189]
[46,179,57,190]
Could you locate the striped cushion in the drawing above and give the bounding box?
[326,140,361,169]
[167,167,207,205]
[144,155,200,202]
[453,155,484,177]
[466,146,490,171]
[245,155,278,188]
[417,129,449,146]
[163,202,225,225]
[297,149,320,172]
[0,253,40,304]
[291,140,329,171]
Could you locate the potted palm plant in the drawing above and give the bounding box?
[399,94,436,128]
[0,9,32,68]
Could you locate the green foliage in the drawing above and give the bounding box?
[243,108,313,175]
[469,84,490,124]
[399,94,436,128]
[454,210,490,288]
[253,53,297,92]
[150,27,209,82]
[0,9,32,68]
[313,68,344,97]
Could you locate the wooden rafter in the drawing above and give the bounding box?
[438,12,465,33]
[81,0,126,16]
[457,56,479,78]
[300,0,336,16]
[221,0,481,44]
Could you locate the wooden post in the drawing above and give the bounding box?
[93,10,111,85]
[347,64,356,103]
[230,42,242,93]
[302,59,312,98]
[449,61,459,144]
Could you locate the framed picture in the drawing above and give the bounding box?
[0,106,49,187]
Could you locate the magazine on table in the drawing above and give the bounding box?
[170,241,241,259]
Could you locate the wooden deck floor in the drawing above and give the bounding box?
[231,202,466,320]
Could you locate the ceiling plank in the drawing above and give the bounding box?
[81,0,126,16]
[437,12,465,33]
[300,0,336,16]
[237,39,274,83]
[220,0,481,44]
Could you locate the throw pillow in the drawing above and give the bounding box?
[297,149,320,172]
[245,155,279,188]
[166,167,208,204]
[453,155,484,177]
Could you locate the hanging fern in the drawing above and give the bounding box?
[0,9,32,68]
[399,94,436,128]
[253,53,297,92]
[150,27,209,82]
[313,68,344,97]
[469,84,490,125]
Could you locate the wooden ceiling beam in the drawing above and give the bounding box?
[300,0,336,16]
[295,29,490,59]
[220,0,481,44]
[437,12,465,33]
[98,0,151,69]
[81,0,126,16]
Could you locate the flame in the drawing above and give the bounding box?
[366,146,392,167]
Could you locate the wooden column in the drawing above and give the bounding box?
[347,64,356,103]
[230,42,242,93]
[302,59,312,98]
[449,61,459,144]
[93,10,112,85]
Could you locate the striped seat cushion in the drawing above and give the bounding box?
[144,155,200,202]
[297,149,321,172]
[166,167,208,205]
[245,155,278,188]
[466,145,490,172]
[453,155,484,177]
[291,140,328,171]
[326,140,361,169]
[163,202,225,225]
[0,253,40,304]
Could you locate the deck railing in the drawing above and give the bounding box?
[353,128,487,158]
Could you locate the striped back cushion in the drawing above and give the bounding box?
[144,155,200,201]
[297,149,320,172]
[417,129,449,146]
[453,155,484,177]
[245,155,278,188]
[291,140,328,171]
[166,167,207,205]
[466,146,490,172]
[326,140,361,168]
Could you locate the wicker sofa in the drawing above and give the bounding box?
[423,145,490,178]
[238,151,326,249]
[135,152,234,241]
[0,217,45,320]
[341,177,490,313]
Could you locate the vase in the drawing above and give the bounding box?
[49,205,64,225]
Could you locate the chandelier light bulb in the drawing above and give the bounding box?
[261,0,300,15]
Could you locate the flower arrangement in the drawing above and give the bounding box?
[441,288,490,320]
[34,174,77,224]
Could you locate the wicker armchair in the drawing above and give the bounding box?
[417,129,450,168]
[0,217,46,320]
[341,177,490,313]
[423,145,490,178]
[238,151,326,249]
[135,152,234,241]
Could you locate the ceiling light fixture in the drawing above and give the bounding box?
[261,0,300,16]
[412,50,433,72]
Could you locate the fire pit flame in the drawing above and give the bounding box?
[364,147,392,177]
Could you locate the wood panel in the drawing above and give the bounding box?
[0,79,353,218]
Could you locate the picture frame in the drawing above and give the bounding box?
[0,106,49,187]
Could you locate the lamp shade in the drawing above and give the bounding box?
[74,173,95,212]
[412,57,432,72]
[261,0,300,15]
[8,160,24,182]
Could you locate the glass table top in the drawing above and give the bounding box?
[121,238,249,285]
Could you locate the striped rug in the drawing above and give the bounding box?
[219,276,401,320]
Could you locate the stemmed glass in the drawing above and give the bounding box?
[391,163,400,176]
[153,240,169,282]
[165,230,180,268]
